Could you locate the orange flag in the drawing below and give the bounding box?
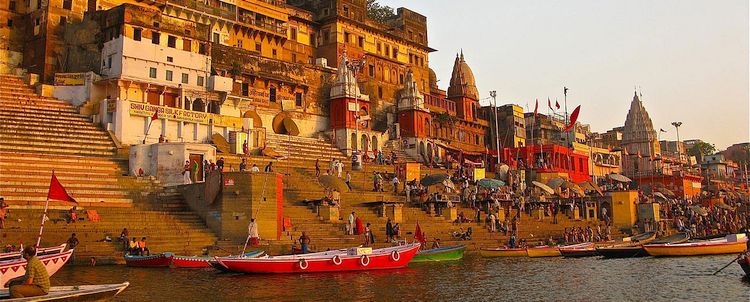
[48,172,77,203]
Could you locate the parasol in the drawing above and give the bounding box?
[547,177,566,190]
[607,173,632,183]
[578,181,603,196]
[440,179,457,191]
[532,181,555,195]
[561,181,585,196]
[477,178,506,189]
[318,175,348,192]
[496,164,510,181]
[653,192,668,200]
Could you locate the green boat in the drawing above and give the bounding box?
[410,245,466,262]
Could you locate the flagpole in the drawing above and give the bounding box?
[143,118,154,144]
[36,198,49,249]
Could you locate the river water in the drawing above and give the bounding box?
[52,254,749,301]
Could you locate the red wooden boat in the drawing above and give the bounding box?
[215,243,420,274]
[124,253,174,267]
[173,251,264,268]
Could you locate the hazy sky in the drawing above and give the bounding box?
[379,0,749,150]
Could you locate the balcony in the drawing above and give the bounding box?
[424,94,456,115]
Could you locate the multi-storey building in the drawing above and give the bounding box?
[482,104,526,150]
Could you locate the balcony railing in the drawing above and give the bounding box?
[424,94,456,114]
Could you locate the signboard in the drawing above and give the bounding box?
[106,100,117,113]
[224,178,235,186]
[130,102,210,124]
[54,73,85,86]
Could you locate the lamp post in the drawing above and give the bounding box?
[346,54,366,170]
[671,121,682,169]
[489,90,500,165]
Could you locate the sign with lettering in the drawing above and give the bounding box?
[54,73,85,86]
[130,102,210,124]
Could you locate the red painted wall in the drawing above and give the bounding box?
[398,110,431,138]
[330,97,371,130]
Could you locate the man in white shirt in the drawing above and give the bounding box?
[391,176,400,193]
[250,164,260,173]
[347,212,355,235]
[248,218,260,245]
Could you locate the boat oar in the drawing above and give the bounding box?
[712,253,743,275]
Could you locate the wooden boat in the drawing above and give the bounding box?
[0,249,74,288]
[411,245,465,262]
[739,256,750,276]
[596,231,657,258]
[651,232,690,245]
[215,243,420,274]
[174,251,264,269]
[0,244,67,262]
[643,235,748,257]
[559,243,598,258]
[0,282,129,301]
[526,245,561,258]
[479,247,527,257]
[124,253,174,267]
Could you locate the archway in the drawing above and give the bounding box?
[192,98,205,112]
[427,142,433,162]
[419,141,425,156]
[361,134,370,154]
[242,110,263,128]
[371,135,378,151]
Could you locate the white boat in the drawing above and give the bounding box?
[0,244,67,262]
[0,249,74,288]
[0,282,129,301]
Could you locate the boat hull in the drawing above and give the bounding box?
[479,248,527,257]
[643,240,747,257]
[178,251,264,269]
[216,244,419,274]
[526,246,561,258]
[0,282,129,301]
[596,246,647,258]
[0,249,74,288]
[411,245,465,262]
[559,243,598,258]
[124,253,174,267]
[739,257,750,276]
[0,244,67,262]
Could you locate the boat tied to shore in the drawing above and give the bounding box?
[479,247,528,257]
[124,253,174,267]
[174,251,265,269]
[526,245,562,258]
[643,234,747,257]
[595,232,657,258]
[411,245,466,263]
[0,282,129,301]
[215,243,420,274]
[0,244,67,262]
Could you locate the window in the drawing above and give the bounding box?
[255,42,261,52]
[323,31,329,43]
[107,55,112,68]
[167,35,176,48]
[368,65,374,77]
[272,49,277,58]
[151,32,160,44]
[181,73,189,84]
[290,27,297,41]
[133,28,142,41]
[385,46,389,56]
[183,39,191,51]
[343,5,349,16]
[62,0,72,10]
[198,43,207,55]
[166,56,173,63]
[358,36,364,48]
[197,76,204,87]
[241,83,249,96]
[269,87,276,102]
[9,1,15,11]
[344,32,350,43]
[378,86,383,99]
[291,53,297,63]
[376,42,381,53]
[212,32,220,43]
[149,67,157,78]
[409,54,413,64]
[295,92,303,107]
[310,33,316,46]
[392,47,398,59]
[7,19,12,28]
[166,70,173,81]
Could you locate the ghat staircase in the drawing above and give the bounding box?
[0,74,217,263]
[217,134,606,254]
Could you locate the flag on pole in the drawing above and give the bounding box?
[414,222,426,246]
[660,128,667,132]
[151,110,159,121]
[547,98,552,110]
[555,100,560,110]
[48,172,77,203]
[533,99,539,118]
[561,105,581,132]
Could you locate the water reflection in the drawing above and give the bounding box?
[50,254,749,301]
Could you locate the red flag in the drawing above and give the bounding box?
[561,105,581,132]
[547,98,552,110]
[48,173,77,203]
[533,99,539,118]
[555,100,560,109]
[414,222,426,246]
[151,110,159,121]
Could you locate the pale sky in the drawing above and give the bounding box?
[379,0,749,150]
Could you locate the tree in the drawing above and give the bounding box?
[367,0,396,23]
[687,141,716,161]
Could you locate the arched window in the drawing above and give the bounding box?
[192,98,205,112]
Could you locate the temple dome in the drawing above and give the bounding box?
[447,51,479,100]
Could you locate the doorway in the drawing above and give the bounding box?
[189,153,204,182]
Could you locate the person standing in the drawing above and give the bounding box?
[217,157,225,172]
[250,164,260,173]
[182,160,192,184]
[242,140,249,156]
[336,160,343,178]
[239,158,247,172]
[247,218,260,246]
[8,246,49,298]
[315,159,321,177]
[385,219,394,243]
[298,232,311,254]
[66,233,79,263]
[489,213,497,232]
[348,212,355,235]
[264,162,273,172]
[345,171,352,191]
[391,175,400,194]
